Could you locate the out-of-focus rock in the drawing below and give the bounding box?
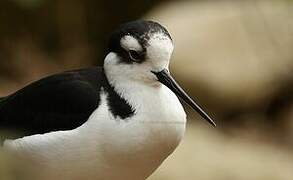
[149,123,293,180]
[145,1,293,114]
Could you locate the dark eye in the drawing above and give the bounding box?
[128,50,141,62]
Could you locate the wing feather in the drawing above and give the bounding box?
[0,67,104,138]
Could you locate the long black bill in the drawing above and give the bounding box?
[152,69,216,127]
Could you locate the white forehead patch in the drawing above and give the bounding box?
[147,33,174,65]
[120,35,143,52]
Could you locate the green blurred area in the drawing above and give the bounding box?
[0,0,166,90]
[0,0,163,56]
[1,0,293,179]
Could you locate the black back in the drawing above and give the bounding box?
[0,67,134,140]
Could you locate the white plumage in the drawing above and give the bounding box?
[4,30,186,180]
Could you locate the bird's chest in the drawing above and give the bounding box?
[87,86,187,178]
[100,86,186,146]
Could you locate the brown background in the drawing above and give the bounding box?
[0,0,293,179]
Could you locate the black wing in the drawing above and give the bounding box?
[0,67,105,139]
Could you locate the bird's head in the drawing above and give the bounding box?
[104,20,173,85]
[104,20,216,127]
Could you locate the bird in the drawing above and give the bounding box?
[0,20,216,180]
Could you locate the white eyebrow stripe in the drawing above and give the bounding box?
[120,35,143,52]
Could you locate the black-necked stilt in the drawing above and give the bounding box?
[0,20,215,180]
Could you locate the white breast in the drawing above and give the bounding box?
[4,84,186,180]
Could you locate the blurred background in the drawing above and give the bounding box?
[0,0,293,179]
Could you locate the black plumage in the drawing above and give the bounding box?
[0,67,134,139]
